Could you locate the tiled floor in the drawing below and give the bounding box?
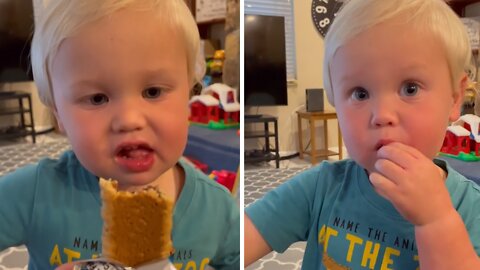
[244,165,310,270]
[0,246,28,270]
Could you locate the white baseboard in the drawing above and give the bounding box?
[279,146,349,159]
[34,125,54,133]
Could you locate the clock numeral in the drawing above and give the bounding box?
[315,6,327,14]
[318,18,330,28]
[321,0,329,4]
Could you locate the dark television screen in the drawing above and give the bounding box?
[0,0,34,83]
[244,14,288,106]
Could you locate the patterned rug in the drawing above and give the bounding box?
[244,166,310,270]
[0,138,71,269]
[0,138,70,177]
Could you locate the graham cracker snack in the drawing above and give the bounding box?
[99,178,174,267]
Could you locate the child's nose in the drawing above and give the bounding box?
[111,102,146,133]
[370,100,398,127]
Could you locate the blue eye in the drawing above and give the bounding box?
[89,94,109,105]
[352,87,369,101]
[401,82,419,96]
[142,87,163,99]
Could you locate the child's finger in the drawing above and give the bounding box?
[381,142,422,160]
[374,158,405,184]
[369,172,397,200]
[377,143,419,170]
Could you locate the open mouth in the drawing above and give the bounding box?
[114,143,155,172]
[116,144,153,159]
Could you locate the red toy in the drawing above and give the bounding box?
[440,114,480,161]
[189,83,240,129]
[209,170,237,192]
[184,156,209,174]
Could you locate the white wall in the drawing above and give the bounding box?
[245,0,339,153]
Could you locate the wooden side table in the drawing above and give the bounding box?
[0,91,36,143]
[296,110,342,164]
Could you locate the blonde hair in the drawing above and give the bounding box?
[323,0,471,106]
[31,0,204,108]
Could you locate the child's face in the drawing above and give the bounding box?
[50,8,190,188]
[330,20,464,174]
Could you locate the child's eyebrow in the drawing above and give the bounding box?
[142,67,180,78]
[335,61,430,83]
[398,63,429,72]
[334,73,359,86]
[69,79,103,90]
[65,66,184,91]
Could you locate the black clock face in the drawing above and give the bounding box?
[312,0,343,37]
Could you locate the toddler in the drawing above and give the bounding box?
[0,1,240,269]
[245,0,480,269]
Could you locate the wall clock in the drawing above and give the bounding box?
[311,0,343,37]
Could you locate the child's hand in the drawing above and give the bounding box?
[369,142,455,226]
[55,261,122,270]
[55,259,176,269]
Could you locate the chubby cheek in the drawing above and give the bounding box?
[406,107,450,159]
[336,108,375,169]
[60,109,99,140]
[57,112,109,175]
[170,121,189,150]
[65,119,106,158]
[337,109,364,149]
[161,107,189,154]
[411,125,447,159]
[340,120,368,163]
[57,104,105,144]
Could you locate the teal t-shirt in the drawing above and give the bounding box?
[246,159,480,269]
[0,150,239,270]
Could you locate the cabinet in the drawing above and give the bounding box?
[0,91,36,143]
[184,0,226,44]
[245,115,280,168]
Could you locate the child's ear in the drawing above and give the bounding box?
[448,74,467,122]
[52,107,66,134]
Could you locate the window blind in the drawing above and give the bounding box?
[245,0,297,80]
